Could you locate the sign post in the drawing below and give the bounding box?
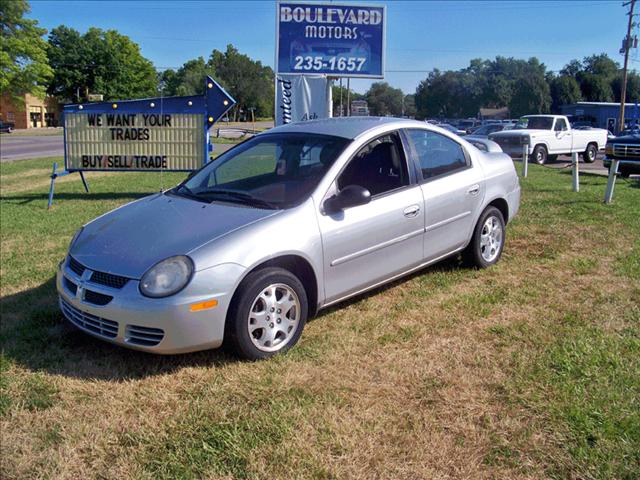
[521,139,529,178]
[572,151,579,192]
[49,76,235,208]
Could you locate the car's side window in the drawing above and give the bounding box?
[337,133,409,196]
[555,118,567,131]
[405,129,469,181]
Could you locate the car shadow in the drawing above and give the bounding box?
[2,256,469,381]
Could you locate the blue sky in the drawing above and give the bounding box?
[28,0,628,94]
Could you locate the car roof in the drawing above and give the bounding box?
[265,116,428,140]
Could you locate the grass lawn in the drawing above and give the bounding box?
[2,128,64,137]
[1,158,638,479]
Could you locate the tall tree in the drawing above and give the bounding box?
[612,71,640,103]
[208,44,273,119]
[0,0,52,100]
[47,26,157,102]
[550,75,582,112]
[365,82,404,116]
[160,57,215,97]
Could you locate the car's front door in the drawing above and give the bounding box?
[553,117,573,153]
[404,128,485,261]
[318,132,425,304]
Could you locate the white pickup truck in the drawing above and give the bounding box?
[488,115,609,164]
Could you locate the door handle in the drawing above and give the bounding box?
[467,184,480,196]
[403,205,421,218]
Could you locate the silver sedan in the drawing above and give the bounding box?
[57,117,520,360]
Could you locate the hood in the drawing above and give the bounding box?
[609,133,640,144]
[70,193,280,278]
[490,129,548,138]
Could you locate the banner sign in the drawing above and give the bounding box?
[62,76,235,172]
[276,2,385,78]
[275,74,331,126]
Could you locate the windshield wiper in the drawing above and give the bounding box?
[197,188,278,209]
[171,184,208,202]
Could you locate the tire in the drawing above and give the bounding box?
[531,145,547,165]
[583,143,597,163]
[463,206,506,269]
[225,267,308,360]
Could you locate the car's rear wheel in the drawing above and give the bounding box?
[583,143,597,163]
[531,145,547,165]
[464,206,506,269]
[225,267,307,360]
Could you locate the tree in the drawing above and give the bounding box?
[47,26,157,102]
[550,75,582,112]
[0,0,52,100]
[208,44,274,119]
[612,71,640,103]
[365,82,404,116]
[579,73,614,102]
[160,57,215,96]
[403,94,416,118]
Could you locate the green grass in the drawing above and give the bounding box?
[1,159,639,479]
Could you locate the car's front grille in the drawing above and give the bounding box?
[90,270,129,289]
[83,289,113,306]
[60,297,118,339]
[612,143,640,159]
[68,256,85,276]
[63,277,77,295]
[125,325,165,347]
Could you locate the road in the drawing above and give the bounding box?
[1,134,64,162]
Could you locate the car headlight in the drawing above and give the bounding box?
[139,255,194,298]
[69,227,84,250]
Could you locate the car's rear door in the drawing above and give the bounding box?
[318,131,424,304]
[403,128,485,261]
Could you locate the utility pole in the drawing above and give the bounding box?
[619,0,636,134]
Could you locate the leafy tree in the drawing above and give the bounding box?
[365,82,404,116]
[208,44,273,119]
[0,0,52,100]
[579,73,614,102]
[403,94,416,118]
[550,75,582,112]
[612,71,640,103]
[160,57,215,97]
[560,59,582,77]
[47,26,157,102]
[581,53,618,78]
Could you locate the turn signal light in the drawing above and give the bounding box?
[189,299,218,312]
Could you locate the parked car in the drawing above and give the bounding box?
[489,115,609,164]
[603,132,640,178]
[57,117,521,360]
[458,119,481,134]
[431,122,466,135]
[0,121,15,133]
[465,123,515,139]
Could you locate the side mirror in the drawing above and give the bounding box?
[324,185,371,213]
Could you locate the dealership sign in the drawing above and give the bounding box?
[48,76,235,208]
[276,2,386,78]
[62,76,234,172]
[275,74,331,126]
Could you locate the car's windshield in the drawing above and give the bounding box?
[514,116,554,130]
[176,133,350,209]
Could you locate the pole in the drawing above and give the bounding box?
[604,160,619,203]
[522,143,529,178]
[619,0,636,135]
[339,78,343,117]
[346,78,351,117]
[571,151,579,192]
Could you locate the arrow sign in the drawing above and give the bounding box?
[64,76,235,123]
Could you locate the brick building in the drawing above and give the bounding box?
[0,93,62,129]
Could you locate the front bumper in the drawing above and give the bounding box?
[56,257,245,354]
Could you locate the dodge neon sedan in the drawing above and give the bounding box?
[57,117,520,360]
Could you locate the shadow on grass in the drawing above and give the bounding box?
[0,192,151,205]
[1,256,468,381]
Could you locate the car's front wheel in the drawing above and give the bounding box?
[464,206,506,268]
[225,267,308,360]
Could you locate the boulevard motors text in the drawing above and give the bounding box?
[280,4,382,40]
